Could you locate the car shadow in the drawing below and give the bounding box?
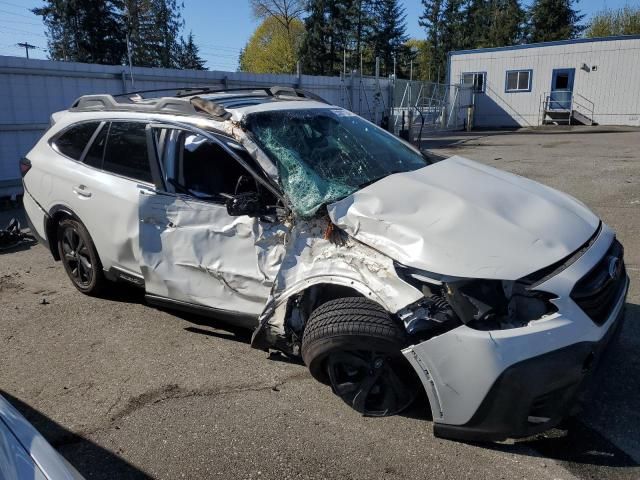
[1,391,152,479]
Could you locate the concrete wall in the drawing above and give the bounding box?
[0,55,391,197]
[448,36,640,128]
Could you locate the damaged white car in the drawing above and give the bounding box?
[22,87,629,441]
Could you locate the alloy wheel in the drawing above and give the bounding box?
[60,226,93,287]
[326,350,417,416]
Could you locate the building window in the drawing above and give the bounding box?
[505,70,532,92]
[461,72,486,93]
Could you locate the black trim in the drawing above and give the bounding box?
[144,294,259,329]
[521,222,602,288]
[105,267,145,288]
[434,300,626,442]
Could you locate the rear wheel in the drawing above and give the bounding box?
[301,297,419,416]
[57,218,106,295]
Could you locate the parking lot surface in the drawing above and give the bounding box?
[1,126,639,479]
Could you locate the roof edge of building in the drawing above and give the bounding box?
[449,35,640,57]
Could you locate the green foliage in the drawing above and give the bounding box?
[528,0,584,42]
[177,32,206,70]
[370,0,409,76]
[404,38,431,81]
[299,0,408,76]
[239,17,305,74]
[586,6,640,37]
[126,0,184,68]
[32,0,126,64]
[33,0,190,68]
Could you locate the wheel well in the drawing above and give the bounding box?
[285,283,375,339]
[45,208,77,261]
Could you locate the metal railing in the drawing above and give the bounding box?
[539,91,595,126]
[391,80,470,140]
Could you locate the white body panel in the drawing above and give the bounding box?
[403,224,625,425]
[328,155,599,280]
[139,191,286,318]
[448,36,640,127]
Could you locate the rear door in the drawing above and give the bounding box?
[138,124,286,322]
[70,120,158,277]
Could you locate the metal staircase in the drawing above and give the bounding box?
[539,92,595,126]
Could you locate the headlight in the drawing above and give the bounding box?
[394,262,557,333]
[444,279,558,330]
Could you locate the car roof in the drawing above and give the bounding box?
[66,86,336,123]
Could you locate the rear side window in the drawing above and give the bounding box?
[83,123,108,169]
[53,122,100,160]
[102,122,152,183]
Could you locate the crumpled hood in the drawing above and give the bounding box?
[327,155,600,280]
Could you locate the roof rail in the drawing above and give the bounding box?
[69,94,233,120]
[114,85,330,104]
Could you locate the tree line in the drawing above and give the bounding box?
[243,1,640,81]
[30,0,640,78]
[33,0,206,69]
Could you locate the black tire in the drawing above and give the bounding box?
[301,297,419,417]
[57,218,106,295]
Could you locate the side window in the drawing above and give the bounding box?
[159,129,276,206]
[102,122,152,183]
[462,72,486,93]
[83,123,108,169]
[53,122,100,160]
[505,70,532,93]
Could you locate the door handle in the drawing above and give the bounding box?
[73,185,92,198]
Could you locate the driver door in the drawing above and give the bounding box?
[138,125,286,324]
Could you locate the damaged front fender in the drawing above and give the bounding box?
[251,216,423,352]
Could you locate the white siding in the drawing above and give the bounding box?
[449,37,640,128]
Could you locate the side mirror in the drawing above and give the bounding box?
[226,191,265,217]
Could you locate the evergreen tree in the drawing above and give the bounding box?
[419,0,445,81]
[177,32,206,70]
[123,0,184,68]
[528,0,584,42]
[300,0,331,75]
[462,0,524,49]
[33,0,126,64]
[370,0,408,76]
[300,0,358,76]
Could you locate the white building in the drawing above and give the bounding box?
[447,35,640,128]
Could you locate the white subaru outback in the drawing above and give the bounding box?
[21,87,628,441]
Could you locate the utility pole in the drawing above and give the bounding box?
[17,42,36,59]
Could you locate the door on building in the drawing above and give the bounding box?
[549,68,575,110]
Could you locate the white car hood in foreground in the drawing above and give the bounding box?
[327,156,600,280]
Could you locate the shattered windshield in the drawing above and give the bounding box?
[244,108,428,217]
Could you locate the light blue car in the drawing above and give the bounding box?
[0,395,83,480]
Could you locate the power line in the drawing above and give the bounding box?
[0,17,42,27]
[0,26,47,38]
[0,0,34,9]
[0,7,39,20]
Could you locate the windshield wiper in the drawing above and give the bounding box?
[358,171,403,189]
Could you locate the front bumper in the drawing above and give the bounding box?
[402,223,629,441]
[432,300,626,441]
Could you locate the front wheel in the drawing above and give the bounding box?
[301,297,419,417]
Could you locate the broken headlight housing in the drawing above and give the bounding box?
[394,262,558,335]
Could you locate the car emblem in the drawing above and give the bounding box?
[608,256,620,280]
